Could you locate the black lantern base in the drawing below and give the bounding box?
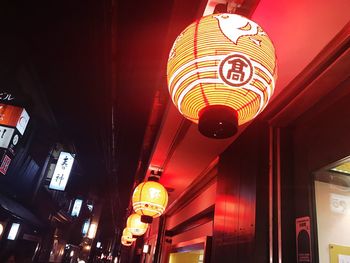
[141,215,153,224]
[198,105,238,139]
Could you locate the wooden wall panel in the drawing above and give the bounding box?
[212,120,269,263]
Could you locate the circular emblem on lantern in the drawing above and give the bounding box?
[219,53,253,87]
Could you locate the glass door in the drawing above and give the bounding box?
[314,157,350,263]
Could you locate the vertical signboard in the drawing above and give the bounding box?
[71,199,83,217]
[296,216,312,262]
[0,150,12,175]
[48,151,75,191]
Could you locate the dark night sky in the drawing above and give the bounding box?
[0,0,176,232]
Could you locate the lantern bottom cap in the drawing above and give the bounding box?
[198,105,238,139]
[141,215,153,224]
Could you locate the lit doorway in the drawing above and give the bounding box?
[314,157,350,263]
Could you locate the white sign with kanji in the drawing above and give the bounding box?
[49,151,75,191]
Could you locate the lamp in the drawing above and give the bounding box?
[132,180,168,223]
[0,223,3,237]
[126,214,148,236]
[167,13,277,138]
[122,228,136,242]
[121,236,133,246]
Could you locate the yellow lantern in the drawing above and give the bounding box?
[121,236,133,246]
[126,214,148,236]
[132,181,168,223]
[122,228,136,242]
[167,13,277,138]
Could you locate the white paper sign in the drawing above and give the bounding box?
[330,193,350,214]
[16,108,30,135]
[0,126,15,149]
[339,254,350,263]
[49,151,75,191]
[71,199,83,217]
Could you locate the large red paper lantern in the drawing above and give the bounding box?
[132,181,168,223]
[167,13,277,138]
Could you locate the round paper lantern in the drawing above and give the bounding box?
[121,236,133,246]
[126,214,148,236]
[132,181,168,223]
[167,13,277,138]
[122,228,136,242]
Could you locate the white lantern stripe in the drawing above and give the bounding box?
[168,55,226,86]
[171,66,219,101]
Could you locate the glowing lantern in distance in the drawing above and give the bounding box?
[121,228,135,246]
[126,214,148,236]
[167,13,277,138]
[132,181,168,223]
[122,228,136,242]
[121,236,133,246]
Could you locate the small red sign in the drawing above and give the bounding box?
[0,154,12,175]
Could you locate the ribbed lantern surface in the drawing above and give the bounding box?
[167,13,277,138]
[132,181,168,218]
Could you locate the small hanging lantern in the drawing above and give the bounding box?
[122,228,136,242]
[121,236,133,246]
[167,13,277,138]
[132,180,168,224]
[126,213,148,236]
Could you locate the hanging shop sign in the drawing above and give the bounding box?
[0,104,30,135]
[167,13,277,138]
[49,151,75,191]
[82,219,91,235]
[0,125,21,155]
[71,199,83,217]
[296,216,312,263]
[7,222,20,240]
[0,150,12,175]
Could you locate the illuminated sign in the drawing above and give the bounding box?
[143,244,151,254]
[82,219,90,235]
[0,126,15,149]
[71,199,83,217]
[0,151,12,175]
[0,104,30,135]
[7,223,20,240]
[0,126,21,155]
[87,223,97,239]
[0,92,15,102]
[49,151,75,191]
